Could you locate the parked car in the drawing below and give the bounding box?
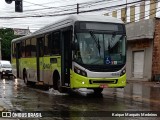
[0,60,13,78]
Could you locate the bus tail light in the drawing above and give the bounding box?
[74,66,87,77]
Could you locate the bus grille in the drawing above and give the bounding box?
[89,79,118,84]
[82,64,125,72]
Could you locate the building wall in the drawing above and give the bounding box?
[126,18,156,81]
[126,39,153,81]
[152,18,160,80]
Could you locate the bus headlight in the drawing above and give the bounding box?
[74,66,87,77]
[120,68,126,76]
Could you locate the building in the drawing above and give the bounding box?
[126,17,160,81]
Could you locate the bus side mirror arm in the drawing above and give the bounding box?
[72,42,79,51]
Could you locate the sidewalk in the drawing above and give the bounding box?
[0,100,8,112]
[127,80,160,87]
[0,106,5,111]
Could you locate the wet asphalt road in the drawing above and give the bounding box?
[0,77,160,120]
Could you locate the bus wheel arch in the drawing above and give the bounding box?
[53,70,65,93]
[52,70,60,90]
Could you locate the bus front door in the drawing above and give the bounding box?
[36,37,44,82]
[16,43,21,78]
[61,29,72,87]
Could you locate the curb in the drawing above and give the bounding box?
[127,80,160,87]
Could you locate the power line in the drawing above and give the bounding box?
[2,0,141,18]
[23,1,50,8]
[45,0,147,17]
[106,0,150,13]
[24,0,77,8]
[2,4,160,31]
[105,0,159,19]
[0,0,159,24]
[31,0,119,16]
[24,0,76,12]
[24,0,117,12]
[125,0,159,20]
[0,0,145,19]
[28,0,152,17]
[1,0,122,17]
[78,0,148,14]
[24,2,80,12]
[79,0,120,8]
[126,7,160,24]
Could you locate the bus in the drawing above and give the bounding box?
[11,14,126,94]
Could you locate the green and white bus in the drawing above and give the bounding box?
[11,15,126,94]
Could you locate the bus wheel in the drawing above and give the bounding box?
[57,79,64,93]
[93,88,103,95]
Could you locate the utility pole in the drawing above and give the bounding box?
[0,37,2,60]
[77,3,79,14]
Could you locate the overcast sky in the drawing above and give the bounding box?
[0,0,160,32]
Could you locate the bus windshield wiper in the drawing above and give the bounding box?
[89,31,101,55]
[109,31,117,48]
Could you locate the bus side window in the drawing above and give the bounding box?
[21,41,26,57]
[44,34,49,55]
[48,33,52,55]
[46,32,60,55]
[38,37,44,57]
[12,43,16,58]
[31,38,36,57]
[52,32,60,55]
[25,39,31,57]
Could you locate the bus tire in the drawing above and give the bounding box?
[57,79,63,93]
[53,71,65,93]
[93,88,103,95]
[53,71,59,90]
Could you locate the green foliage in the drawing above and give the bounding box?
[0,28,19,61]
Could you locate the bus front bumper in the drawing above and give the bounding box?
[70,72,126,89]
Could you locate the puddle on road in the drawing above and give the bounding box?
[125,83,160,103]
[47,88,68,96]
[1,78,160,116]
[103,82,160,109]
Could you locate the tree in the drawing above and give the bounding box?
[0,28,19,61]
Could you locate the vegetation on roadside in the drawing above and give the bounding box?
[0,28,20,61]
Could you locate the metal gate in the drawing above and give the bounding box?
[133,51,144,78]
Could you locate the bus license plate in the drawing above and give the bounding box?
[100,84,108,88]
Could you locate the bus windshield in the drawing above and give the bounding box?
[73,32,126,65]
